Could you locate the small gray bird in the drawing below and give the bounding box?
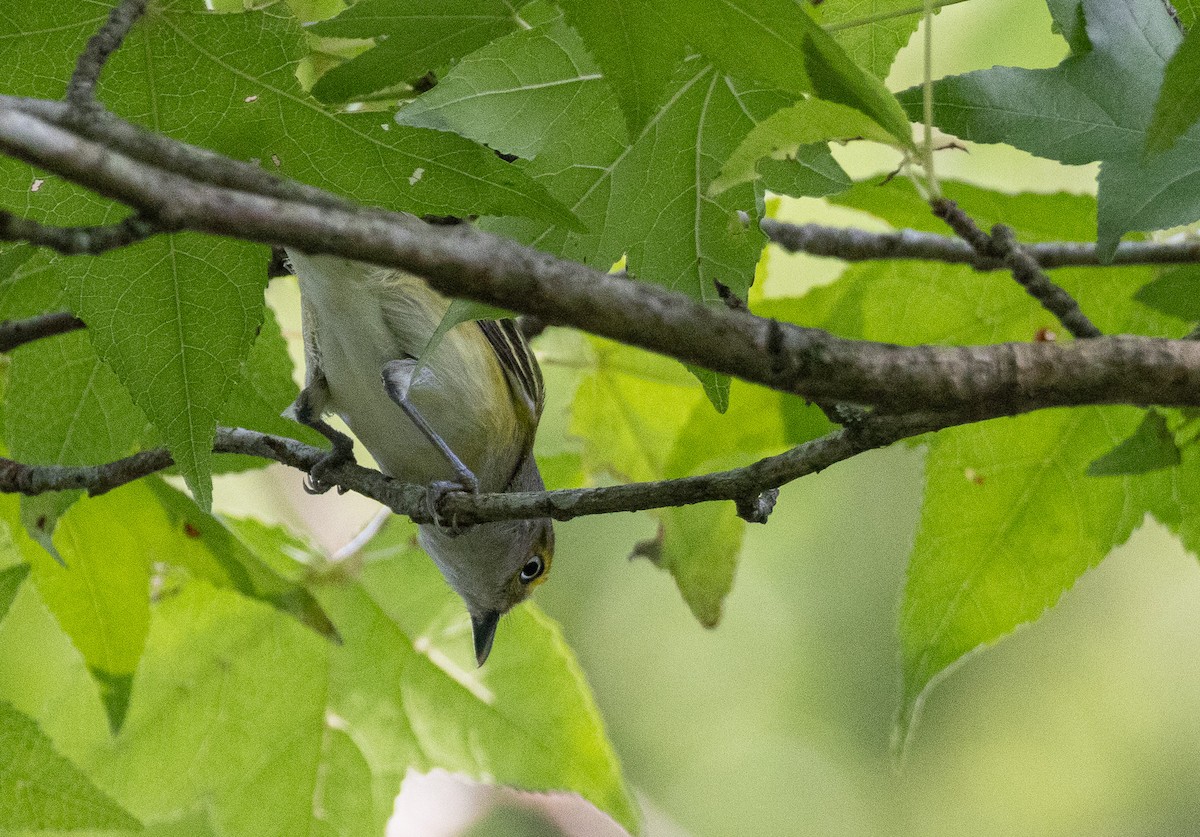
[284,250,554,665]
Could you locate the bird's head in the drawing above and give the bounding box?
[418,516,554,665]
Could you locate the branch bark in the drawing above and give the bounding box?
[761,218,1200,270]
[0,413,957,525]
[4,103,1200,419]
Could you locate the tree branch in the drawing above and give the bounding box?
[0,312,86,352]
[65,0,150,109]
[4,103,1200,418]
[0,412,959,525]
[761,218,1200,270]
[0,209,162,255]
[932,198,1101,339]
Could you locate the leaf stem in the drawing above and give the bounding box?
[920,0,941,199]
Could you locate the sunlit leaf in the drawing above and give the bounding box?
[0,700,140,831]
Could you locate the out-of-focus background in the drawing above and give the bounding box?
[219,1,1200,834]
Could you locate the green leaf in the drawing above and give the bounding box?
[69,236,267,510]
[1087,410,1182,476]
[416,298,514,371]
[319,517,638,834]
[832,178,1106,242]
[8,487,153,731]
[710,97,898,194]
[216,300,325,471]
[766,184,1192,745]
[1146,23,1200,154]
[479,57,790,407]
[145,481,339,640]
[815,0,926,80]
[755,145,853,199]
[571,337,791,623]
[898,0,1196,258]
[0,699,141,831]
[309,727,376,837]
[0,562,30,627]
[897,407,1151,750]
[651,380,787,625]
[20,492,80,565]
[90,581,329,837]
[1133,264,1200,321]
[658,0,914,146]
[570,338,706,484]
[0,252,151,480]
[557,0,687,134]
[308,0,524,103]
[394,10,607,161]
[1045,0,1090,54]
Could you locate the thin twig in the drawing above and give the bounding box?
[0,312,86,353]
[0,412,958,526]
[65,0,150,108]
[932,198,1102,338]
[0,210,164,255]
[760,219,1200,269]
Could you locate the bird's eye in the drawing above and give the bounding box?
[519,556,545,583]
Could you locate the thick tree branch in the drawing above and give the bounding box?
[761,218,1200,270]
[4,104,1200,419]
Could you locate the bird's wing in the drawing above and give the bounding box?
[477,318,544,422]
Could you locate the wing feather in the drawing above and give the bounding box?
[477,319,544,421]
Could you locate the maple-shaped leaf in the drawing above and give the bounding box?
[898,0,1197,259]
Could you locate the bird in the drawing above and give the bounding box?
[283,249,554,665]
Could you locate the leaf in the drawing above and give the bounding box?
[896,407,1151,750]
[1146,23,1200,154]
[394,10,608,161]
[415,298,513,371]
[216,301,325,471]
[69,236,267,510]
[657,0,914,146]
[570,339,706,484]
[710,97,897,194]
[0,562,30,627]
[0,251,152,500]
[90,581,329,837]
[0,699,141,831]
[7,487,153,731]
[1133,264,1200,321]
[815,0,926,80]
[765,183,1191,745]
[570,337,792,623]
[897,0,1196,258]
[557,0,687,135]
[483,60,786,406]
[145,481,339,640]
[755,145,853,199]
[309,728,376,837]
[1087,410,1182,476]
[650,380,787,625]
[318,517,639,834]
[308,0,524,103]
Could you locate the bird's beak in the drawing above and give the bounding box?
[471,610,501,667]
